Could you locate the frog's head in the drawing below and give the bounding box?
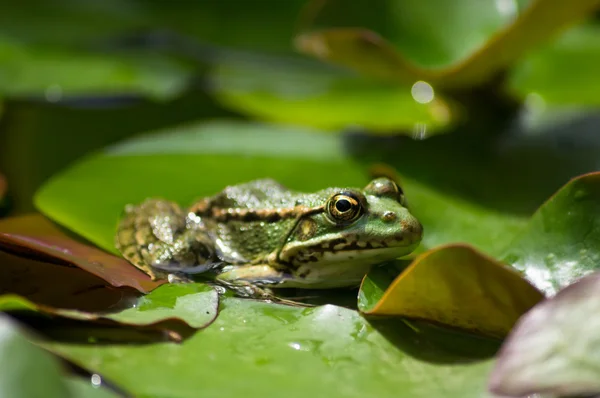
[279,177,423,268]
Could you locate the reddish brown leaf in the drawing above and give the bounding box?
[0,214,163,294]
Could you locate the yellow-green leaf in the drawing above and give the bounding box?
[296,0,600,88]
[360,245,544,338]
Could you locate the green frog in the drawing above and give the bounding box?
[115,178,422,298]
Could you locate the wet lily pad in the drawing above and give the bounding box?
[296,0,600,88]
[209,53,454,134]
[489,270,600,397]
[0,283,218,342]
[502,172,600,294]
[42,296,495,398]
[0,214,163,293]
[0,36,192,100]
[359,245,544,338]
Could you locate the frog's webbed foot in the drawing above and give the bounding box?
[116,198,218,281]
[213,265,312,306]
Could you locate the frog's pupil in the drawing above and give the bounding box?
[336,199,352,212]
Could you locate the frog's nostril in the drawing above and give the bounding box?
[382,211,397,222]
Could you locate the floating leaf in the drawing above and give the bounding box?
[0,87,232,215]
[296,0,600,88]
[42,297,495,398]
[0,314,71,398]
[508,24,600,105]
[359,245,544,338]
[502,172,600,294]
[489,270,600,397]
[0,283,218,341]
[0,214,163,293]
[210,53,454,134]
[0,36,192,100]
[34,120,528,258]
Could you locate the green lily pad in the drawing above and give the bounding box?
[34,120,527,259]
[0,283,218,341]
[508,24,600,105]
[0,313,121,397]
[0,214,163,293]
[489,270,600,397]
[296,0,600,88]
[209,53,454,134]
[359,245,544,339]
[43,296,495,398]
[0,314,71,398]
[502,172,600,294]
[0,36,192,100]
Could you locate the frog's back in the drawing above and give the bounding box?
[193,179,302,263]
[208,179,301,210]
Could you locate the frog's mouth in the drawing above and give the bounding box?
[280,235,420,266]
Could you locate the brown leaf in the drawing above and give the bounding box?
[0,214,163,294]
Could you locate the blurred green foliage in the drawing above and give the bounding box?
[1,1,600,397]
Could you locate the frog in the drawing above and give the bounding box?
[115,177,422,298]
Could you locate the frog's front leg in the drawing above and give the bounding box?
[214,265,288,299]
[116,198,217,281]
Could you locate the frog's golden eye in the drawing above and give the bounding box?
[326,193,362,223]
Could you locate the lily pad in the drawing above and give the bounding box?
[489,270,600,397]
[0,314,71,398]
[502,172,600,294]
[359,245,544,338]
[34,120,527,259]
[209,53,454,134]
[0,36,192,100]
[43,296,495,398]
[508,24,600,105]
[296,0,600,88]
[0,313,121,397]
[0,283,219,342]
[0,214,163,293]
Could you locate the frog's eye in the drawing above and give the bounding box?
[326,193,362,224]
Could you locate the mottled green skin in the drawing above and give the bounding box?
[116,178,422,298]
